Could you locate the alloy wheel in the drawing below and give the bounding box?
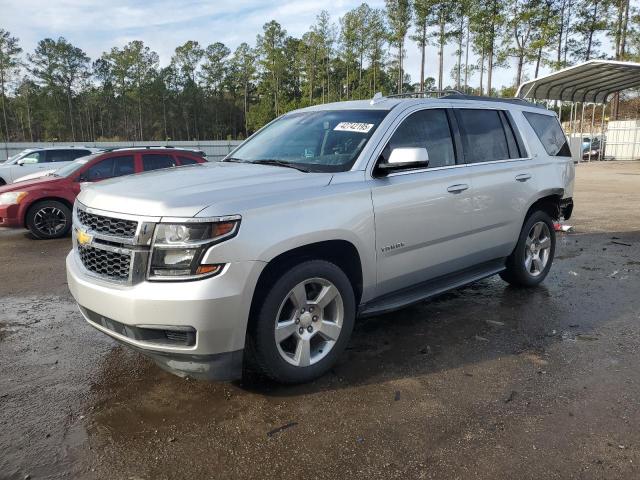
[524,221,551,276]
[274,277,344,367]
[33,207,68,236]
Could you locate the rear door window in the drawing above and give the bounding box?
[454,109,511,163]
[523,111,571,157]
[142,154,176,171]
[48,150,88,162]
[383,108,456,168]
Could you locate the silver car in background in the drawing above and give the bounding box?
[66,93,574,384]
[0,147,103,185]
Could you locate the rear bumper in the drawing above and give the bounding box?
[0,204,23,228]
[66,250,265,380]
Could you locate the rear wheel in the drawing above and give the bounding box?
[248,260,356,384]
[26,200,72,239]
[500,210,555,287]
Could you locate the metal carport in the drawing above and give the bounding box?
[516,60,640,161]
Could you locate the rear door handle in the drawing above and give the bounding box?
[447,183,469,193]
[515,173,531,182]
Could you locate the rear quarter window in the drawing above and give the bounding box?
[523,111,571,157]
[177,156,200,166]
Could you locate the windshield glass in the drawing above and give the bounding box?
[227,109,389,172]
[55,154,100,177]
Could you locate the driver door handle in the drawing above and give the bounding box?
[447,183,469,194]
[515,173,531,182]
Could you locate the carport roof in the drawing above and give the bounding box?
[515,60,640,104]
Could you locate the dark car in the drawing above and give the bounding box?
[0,148,206,239]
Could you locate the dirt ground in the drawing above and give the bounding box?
[1,161,640,480]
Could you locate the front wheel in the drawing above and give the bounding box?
[26,200,72,239]
[248,260,356,384]
[500,210,556,287]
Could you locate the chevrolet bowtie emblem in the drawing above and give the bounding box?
[76,229,93,246]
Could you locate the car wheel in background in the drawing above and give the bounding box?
[248,260,356,384]
[500,210,556,287]
[26,200,72,239]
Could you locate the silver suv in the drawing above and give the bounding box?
[66,94,575,384]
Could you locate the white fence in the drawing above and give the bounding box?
[0,140,243,162]
[603,120,640,161]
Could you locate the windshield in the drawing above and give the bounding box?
[4,149,33,165]
[54,154,101,177]
[227,109,389,172]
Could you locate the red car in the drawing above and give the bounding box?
[0,148,207,239]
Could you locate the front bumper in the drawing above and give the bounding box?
[0,204,22,228]
[66,251,265,380]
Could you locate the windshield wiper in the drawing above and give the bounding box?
[250,159,310,173]
[224,157,310,172]
[223,157,251,163]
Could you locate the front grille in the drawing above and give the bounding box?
[81,307,196,347]
[77,209,138,238]
[78,245,131,281]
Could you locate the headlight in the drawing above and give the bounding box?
[149,217,240,280]
[0,191,27,205]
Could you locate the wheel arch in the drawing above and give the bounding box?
[248,239,364,330]
[24,197,74,225]
[525,189,564,222]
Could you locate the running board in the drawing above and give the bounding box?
[358,259,506,318]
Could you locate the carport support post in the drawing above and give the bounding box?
[558,102,562,124]
[588,103,596,162]
[601,103,606,160]
[580,103,586,163]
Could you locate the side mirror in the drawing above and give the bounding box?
[377,147,429,175]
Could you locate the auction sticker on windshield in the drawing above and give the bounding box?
[334,122,374,133]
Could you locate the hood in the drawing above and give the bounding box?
[77,162,333,217]
[13,169,57,183]
[0,174,66,193]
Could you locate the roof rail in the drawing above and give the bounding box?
[370,89,464,105]
[386,89,464,99]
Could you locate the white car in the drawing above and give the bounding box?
[0,147,102,185]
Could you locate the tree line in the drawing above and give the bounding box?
[0,0,637,143]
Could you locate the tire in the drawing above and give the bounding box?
[500,210,556,287]
[248,260,356,384]
[26,200,72,239]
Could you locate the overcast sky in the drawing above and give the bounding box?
[2,0,548,91]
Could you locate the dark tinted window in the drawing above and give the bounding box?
[48,149,91,162]
[455,109,510,163]
[142,154,176,171]
[523,111,571,157]
[113,156,135,176]
[499,111,524,158]
[84,155,134,181]
[177,156,199,166]
[384,109,455,168]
